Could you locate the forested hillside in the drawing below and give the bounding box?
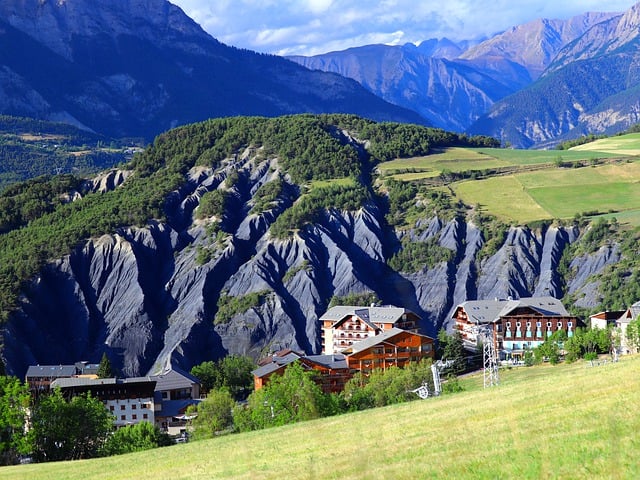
[0,115,132,191]
[0,114,637,379]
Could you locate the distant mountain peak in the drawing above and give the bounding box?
[460,11,619,80]
[0,0,424,139]
[0,0,209,61]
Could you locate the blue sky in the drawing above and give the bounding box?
[170,0,638,56]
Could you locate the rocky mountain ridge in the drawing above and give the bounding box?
[288,10,618,136]
[470,3,640,147]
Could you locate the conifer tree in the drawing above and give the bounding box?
[96,352,114,379]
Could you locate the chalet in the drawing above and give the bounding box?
[252,350,304,390]
[252,351,352,394]
[341,327,434,375]
[50,376,156,428]
[25,361,100,393]
[320,305,420,355]
[590,311,625,330]
[615,301,640,355]
[452,296,579,360]
[149,367,202,434]
[253,329,434,392]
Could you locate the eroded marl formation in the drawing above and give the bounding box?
[2,158,622,378]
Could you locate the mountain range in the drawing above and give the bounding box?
[290,6,640,148]
[0,115,631,379]
[2,1,640,147]
[0,0,423,141]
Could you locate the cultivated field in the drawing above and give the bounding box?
[377,145,626,182]
[453,160,640,225]
[570,132,640,155]
[5,355,640,480]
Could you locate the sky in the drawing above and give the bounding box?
[170,0,638,57]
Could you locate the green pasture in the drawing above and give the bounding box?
[5,355,640,480]
[570,132,640,155]
[454,175,552,222]
[470,147,624,165]
[307,177,356,190]
[377,146,626,182]
[377,147,511,176]
[453,161,640,225]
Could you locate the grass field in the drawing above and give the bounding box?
[453,161,640,225]
[377,146,626,182]
[5,356,640,480]
[570,133,640,155]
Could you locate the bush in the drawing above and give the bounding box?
[214,290,270,324]
[101,422,172,456]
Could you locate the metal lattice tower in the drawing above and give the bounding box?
[473,324,499,388]
[482,335,500,388]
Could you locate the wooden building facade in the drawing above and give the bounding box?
[320,305,420,355]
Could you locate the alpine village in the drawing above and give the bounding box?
[1,1,640,479]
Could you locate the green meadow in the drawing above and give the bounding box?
[570,132,640,155]
[453,161,640,225]
[4,355,640,480]
[377,144,627,182]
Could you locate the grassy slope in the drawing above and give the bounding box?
[453,161,640,225]
[376,134,640,225]
[5,355,640,480]
[570,133,640,155]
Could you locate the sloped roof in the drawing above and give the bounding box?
[252,353,349,378]
[157,399,201,418]
[320,305,416,328]
[341,327,432,355]
[619,301,640,324]
[456,296,571,324]
[252,360,290,378]
[26,365,77,378]
[150,367,200,392]
[50,376,155,389]
[303,354,349,370]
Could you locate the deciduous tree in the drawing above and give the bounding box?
[189,389,235,439]
[0,376,31,465]
[31,389,113,462]
[101,421,172,456]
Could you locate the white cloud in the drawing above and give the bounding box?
[170,0,638,56]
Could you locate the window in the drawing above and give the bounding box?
[109,405,114,411]
[557,322,562,328]
[132,404,137,410]
[526,322,531,328]
[121,415,126,421]
[120,405,125,410]
[568,322,573,328]
[516,322,521,328]
[142,413,148,420]
[547,322,552,328]
[132,414,137,420]
[536,321,541,328]
[506,322,511,328]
